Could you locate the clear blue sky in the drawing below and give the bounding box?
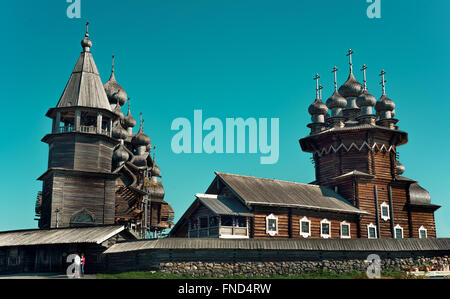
[0,0,448,236]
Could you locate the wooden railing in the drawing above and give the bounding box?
[58,126,109,136]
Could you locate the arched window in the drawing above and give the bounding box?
[380,202,390,221]
[418,226,427,239]
[340,221,351,239]
[320,219,331,239]
[394,224,404,239]
[367,223,377,239]
[299,217,311,238]
[70,209,95,227]
[266,214,278,236]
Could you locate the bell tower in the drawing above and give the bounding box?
[300,50,440,238]
[38,23,120,228]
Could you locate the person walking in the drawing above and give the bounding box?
[80,253,85,277]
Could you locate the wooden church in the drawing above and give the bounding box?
[35,23,174,238]
[170,50,440,240]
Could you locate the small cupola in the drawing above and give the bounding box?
[375,70,395,117]
[104,55,128,108]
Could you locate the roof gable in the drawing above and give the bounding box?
[196,194,253,217]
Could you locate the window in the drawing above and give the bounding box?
[419,226,427,239]
[320,219,331,238]
[394,224,403,239]
[70,209,94,226]
[340,221,351,239]
[299,217,311,238]
[266,214,278,236]
[199,217,208,228]
[221,215,233,226]
[380,202,390,221]
[236,216,247,228]
[367,223,377,239]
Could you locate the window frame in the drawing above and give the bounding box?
[394,224,404,239]
[367,223,377,239]
[299,216,311,238]
[320,219,331,239]
[380,202,390,221]
[340,221,351,239]
[265,214,278,236]
[418,226,427,239]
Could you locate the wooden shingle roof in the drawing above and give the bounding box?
[215,172,368,215]
[196,194,253,217]
[56,51,111,111]
[0,225,124,247]
[104,237,450,254]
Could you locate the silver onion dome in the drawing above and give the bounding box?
[81,22,92,51]
[338,72,364,98]
[326,90,347,110]
[395,161,405,175]
[308,99,328,116]
[375,94,395,113]
[132,127,151,147]
[112,122,128,140]
[113,105,125,121]
[104,55,128,107]
[356,89,377,108]
[123,110,136,129]
[113,144,129,163]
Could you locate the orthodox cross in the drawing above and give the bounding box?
[361,64,368,90]
[379,70,387,95]
[86,22,89,35]
[313,73,320,99]
[331,66,339,91]
[319,84,324,100]
[346,49,354,72]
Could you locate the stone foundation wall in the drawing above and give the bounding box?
[156,256,449,277]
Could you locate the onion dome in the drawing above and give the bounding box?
[326,91,347,110]
[308,99,328,116]
[356,89,377,108]
[112,122,128,140]
[104,55,128,107]
[132,127,151,147]
[338,49,363,98]
[81,22,92,51]
[395,161,405,175]
[356,64,376,108]
[113,105,125,120]
[113,145,129,163]
[375,70,395,116]
[123,100,136,129]
[375,94,395,114]
[338,72,363,98]
[151,164,161,177]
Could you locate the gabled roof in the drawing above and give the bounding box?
[0,225,124,247]
[56,51,111,111]
[196,194,253,217]
[214,172,368,215]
